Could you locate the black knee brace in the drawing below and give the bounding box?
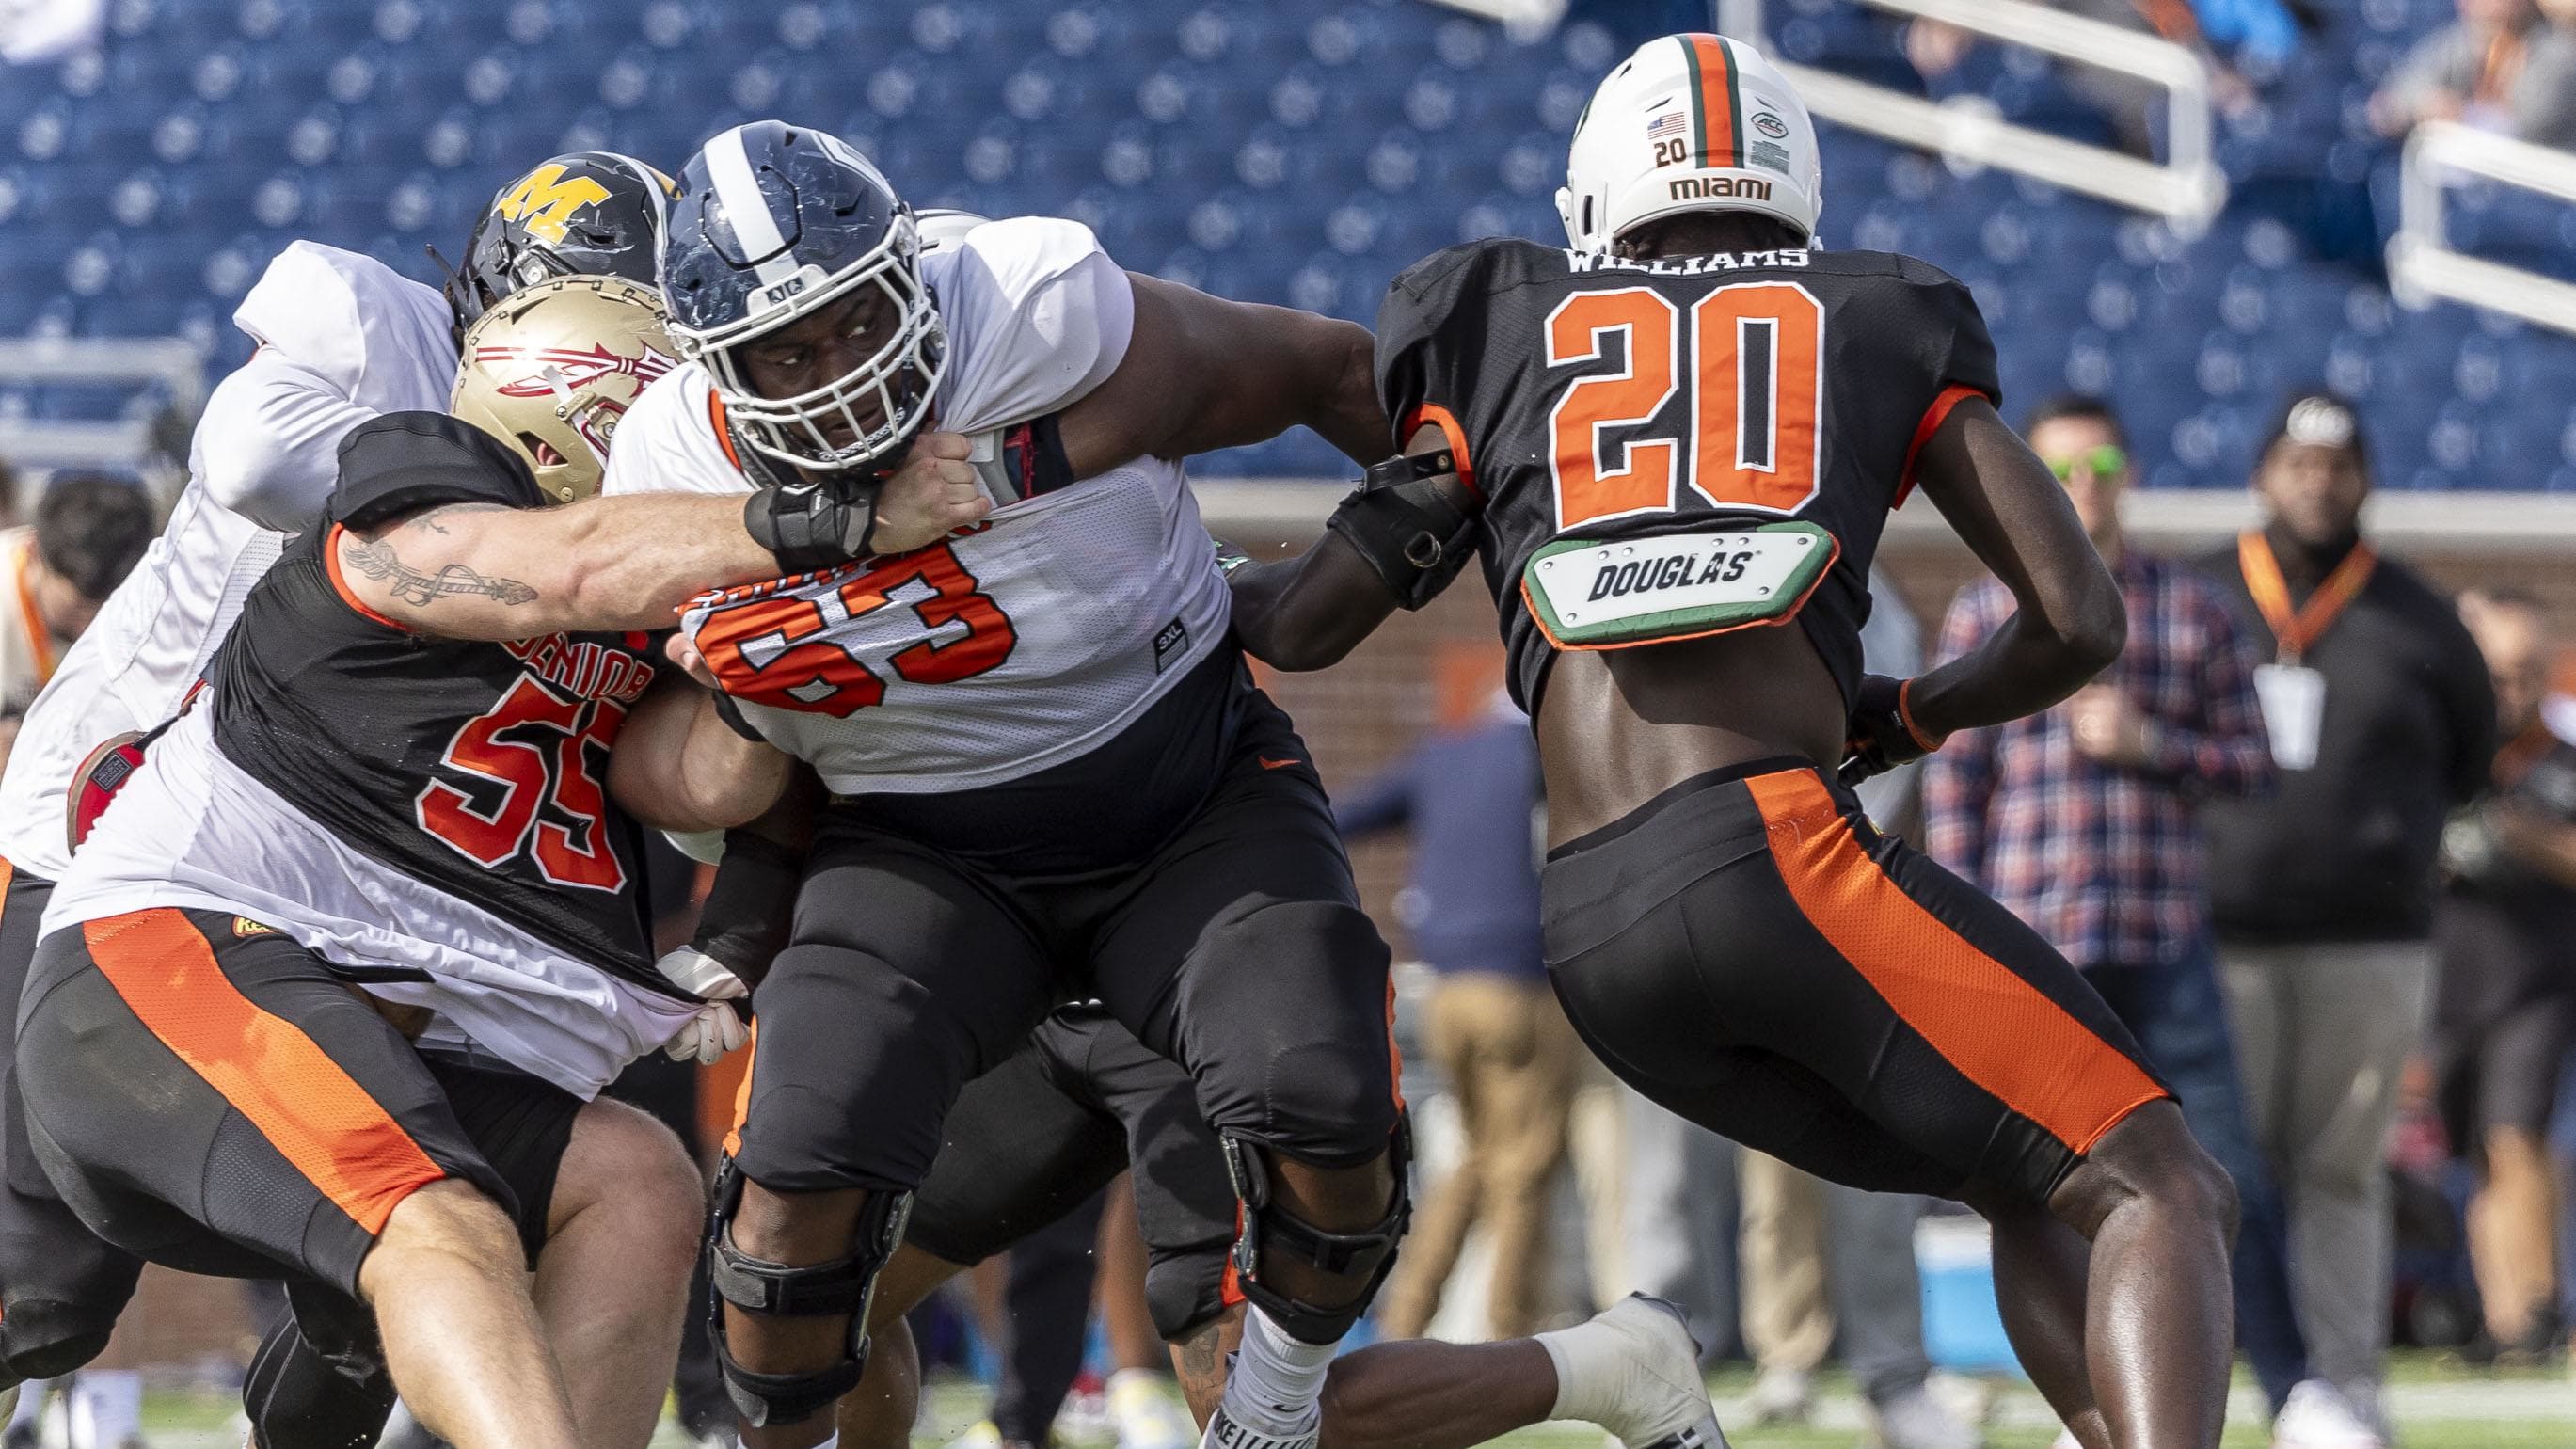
[1218,1125,1410,1346]
[704,1157,913,1428]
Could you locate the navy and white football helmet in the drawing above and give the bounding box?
[662,120,946,475]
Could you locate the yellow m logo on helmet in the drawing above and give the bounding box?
[496,164,613,247]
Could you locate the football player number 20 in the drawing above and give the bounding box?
[1544,281,1822,529]
[692,543,1018,719]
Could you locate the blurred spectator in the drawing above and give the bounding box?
[0,475,155,771]
[1339,650,1574,1342]
[2370,0,2576,148]
[1922,396,2356,1441]
[2430,587,2576,1362]
[2199,390,2495,1440]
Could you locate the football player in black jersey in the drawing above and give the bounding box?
[0,153,691,1429]
[14,281,980,1449]
[1228,35,2236,1449]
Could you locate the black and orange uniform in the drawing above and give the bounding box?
[1375,238,2169,1203]
[16,415,674,1303]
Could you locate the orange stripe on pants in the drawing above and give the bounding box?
[723,1017,759,1161]
[83,910,445,1234]
[1743,772,2165,1155]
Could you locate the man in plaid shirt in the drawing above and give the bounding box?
[1924,396,2371,1449]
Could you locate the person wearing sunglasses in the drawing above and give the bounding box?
[1921,395,2370,1449]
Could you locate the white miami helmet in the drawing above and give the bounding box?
[1557,33,1823,256]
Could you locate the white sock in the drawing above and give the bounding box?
[1214,1309,1334,1436]
[1534,1315,1625,1425]
[7,1380,47,1432]
[69,1369,141,1449]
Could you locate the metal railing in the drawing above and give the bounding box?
[0,335,205,473]
[1718,0,2226,235]
[2390,119,2576,339]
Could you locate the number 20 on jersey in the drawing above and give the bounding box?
[1544,280,1823,531]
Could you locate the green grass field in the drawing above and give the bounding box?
[106,1352,2573,1449]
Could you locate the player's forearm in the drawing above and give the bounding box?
[612,689,790,834]
[1227,537,1400,672]
[1908,598,2123,740]
[532,496,782,634]
[361,494,782,641]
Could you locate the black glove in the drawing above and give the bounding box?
[744,478,884,574]
[689,829,806,990]
[1839,675,1947,786]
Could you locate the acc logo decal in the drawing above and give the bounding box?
[496,163,613,247]
[1752,111,1789,139]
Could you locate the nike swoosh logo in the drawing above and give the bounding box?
[1260,756,1303,770]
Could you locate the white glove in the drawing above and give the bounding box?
[656,946,750,1066]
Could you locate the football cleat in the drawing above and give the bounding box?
[1584,1295,1731,1449]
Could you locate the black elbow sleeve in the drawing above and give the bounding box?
[1322,451,1480,611]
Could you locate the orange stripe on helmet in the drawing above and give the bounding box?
[1685,34,1742,170]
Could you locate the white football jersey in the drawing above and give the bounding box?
[608,216,1234,795]
[0,244,453,880]
[40,707,694,1099]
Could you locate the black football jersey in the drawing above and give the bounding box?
[207,413,667,994]
[1375,238,1999,712]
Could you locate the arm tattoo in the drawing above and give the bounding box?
[342,535,538,608]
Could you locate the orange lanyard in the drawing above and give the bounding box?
[11,537,54,685]
[2238,531,2376,663]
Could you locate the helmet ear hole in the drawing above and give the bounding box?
[519,434,566,468]
[1581,196,1595,238]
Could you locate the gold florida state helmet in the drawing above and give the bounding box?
[450,274,677,503]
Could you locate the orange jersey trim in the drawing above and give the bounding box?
[1743,772,2167,1155]
[1893,384,1987,510]
[322,525,413,633]
[1400,402,1480,502]
[708,389,746,474]
[83,909,446,1234]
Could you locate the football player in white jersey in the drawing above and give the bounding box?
[599,119,1725,1449]
[0,155,720,1448]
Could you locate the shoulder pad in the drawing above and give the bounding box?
[329,412,544,530]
